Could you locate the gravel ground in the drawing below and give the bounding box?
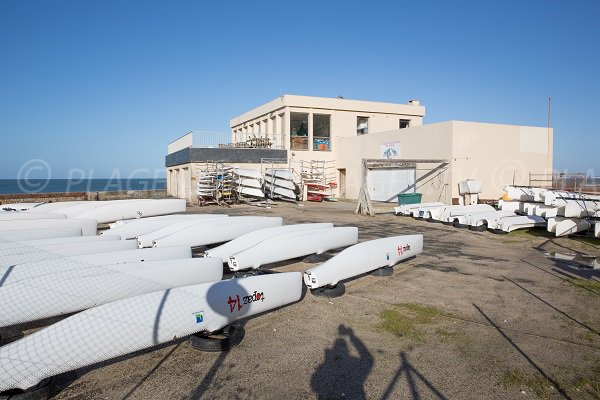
[41,201,600,399]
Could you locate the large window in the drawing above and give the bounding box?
[399,119,410,129]
[290,112,308,150]
[357,116,369,135]
[313,114,331,151]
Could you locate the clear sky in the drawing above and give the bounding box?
[1,0,598,179]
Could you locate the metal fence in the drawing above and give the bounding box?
[529,173,600,193]
[180,131,285,150]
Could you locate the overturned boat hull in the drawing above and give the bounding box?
[0,272,302,392]
[228,227,358,271]
[304,235,423,289]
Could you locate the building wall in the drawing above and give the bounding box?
[450,121,553,200]
[334,121,553,203]
[336,122,454,202]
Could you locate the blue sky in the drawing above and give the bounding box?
[1,0,598,178]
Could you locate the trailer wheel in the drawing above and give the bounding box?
[468,225,487,232]
[189,325,245,352]
[310,283,345,298]
[0,378,54,400]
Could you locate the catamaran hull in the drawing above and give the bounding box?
[104,214,228,240]
[204,223,334,261]
[0,227,82,241]
[136,217,230,248]
[0,246,193,286]
[264,175,295,190]
[0,240,138,268]
[73,199,187,223]
[228,227,358,271]
[0,213,67,221]
[0,272,302,392]
[0,218,97,236]
[304,235,423,289]
[0,258,224,328]
[151,217,283,248]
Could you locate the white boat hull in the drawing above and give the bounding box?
[205,223,334,261]
[73,199,187,224]
[304,235,423,288]
[0,240,138,268]
[0,218,97,236]
[0,203,43,212]
[264,175,295,190]
[493,215,546,232]
[104,214,228,240]
[0,213,67,221]
[394,202,444,216]
[234,168,262,180]
[137,217,231,248]
[0,246,193,286]
[0,258,224,328]
[0,272,302,392]
[236,186,265,199]
[152,217,283,248]
[0,227,82,241]
[228,227,359,271]
[266,186,296,200]
[235,178,262,189]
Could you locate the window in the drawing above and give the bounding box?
[290,112,309,150]
[313,114,331,151]
[399,119,410,129]
[357,117,369,135]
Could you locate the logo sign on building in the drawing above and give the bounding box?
[380,142,401,159]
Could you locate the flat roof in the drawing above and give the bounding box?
[230,94,426,127]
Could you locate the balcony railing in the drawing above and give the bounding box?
[168,131,285,154]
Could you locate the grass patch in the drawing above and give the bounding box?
[506,228,552,239]
[502,369,555,399]
[573,364,600,398]
[380,303,442,341]
[566,278,600,295]
[435,328,459,343]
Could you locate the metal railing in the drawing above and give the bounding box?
[168,131,285,154]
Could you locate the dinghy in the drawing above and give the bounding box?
[0,258,224,329]
[264,174,295,190]
[17,234,120,247]
[0,272,302,393]
[436,205,494,222]
[236,186,265,199]
[152,216,283,248]
[265,169,294,181]
[228,227,358,271]
[0,246,192,286]
[265,185,296,201]
[234,178,262,188]
[304,235,423,289]
[462,210,516,231]
[235,168,262,180]
[204,223,333,261]
[547,217,592,237]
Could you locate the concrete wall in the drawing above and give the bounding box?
[334,121,553,203]
[450,121,553,200]
[336,122,454,203]
[167,132,193,154]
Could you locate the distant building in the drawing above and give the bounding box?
[166,95,552,204]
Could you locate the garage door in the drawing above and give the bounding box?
[368,168,415,202]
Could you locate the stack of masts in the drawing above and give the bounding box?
[499,186,600,238]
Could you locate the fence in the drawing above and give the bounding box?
[168,131,285,153]
[528,172,600,193]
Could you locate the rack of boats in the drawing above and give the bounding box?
[394,186,600,238]
[0,199,422,395]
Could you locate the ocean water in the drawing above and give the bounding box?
[0,179,166,195]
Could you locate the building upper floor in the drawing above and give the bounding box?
[229,95,426,153]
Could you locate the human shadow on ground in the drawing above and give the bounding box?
[380,351,448,400]
[311,325,373,400]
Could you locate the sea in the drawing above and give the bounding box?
[0,179,166,195]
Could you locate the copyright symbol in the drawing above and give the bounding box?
[17,159,52,194]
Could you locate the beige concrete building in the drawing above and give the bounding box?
[166,95,552,204]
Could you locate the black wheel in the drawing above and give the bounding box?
[442,221,454,226]
[310,282,345,298]
[468,224,487,232]
[490,229,508,235]
[189,325,245,352]
[0,378,54,400]
[371,266,393,276]
[453,223,468,229]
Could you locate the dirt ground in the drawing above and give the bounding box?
[48,201,599,400]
